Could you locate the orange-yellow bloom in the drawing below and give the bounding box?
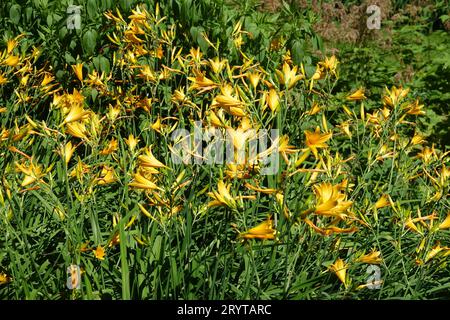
[129,172,162,191]
[239,217,276,240]
[267,88,280,112]
[356,250,383,264]
[15,162,44,187]
[347,88,366,101]
[66,122,89,140]
[0,272,11,285]
[138,147,166,168]
[276,62,304,89]
[125,134,139,152]
[100,139,118,155]
[209,57,227,74]
[63,105,90,125]
[93,245,105,260]
[207,180,237,209]
[439,212,450,230]
[188,71,218,93]
[319,55,338,76]
[329,258,348,287]
[72,63,83,82]
[304,127,332,158]
[3,55,19,67]
[374,194,393,209]
[97,166,116,185]
[313,182,353,218]
[61,141,76,165]
[383,86,409,107]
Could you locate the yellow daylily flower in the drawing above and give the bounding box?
[356,250,383,264]
[7,38,17,54]
[275,62,304,89]
[72,63,84,82]
[15,162,44,187]
[209,57,227,74]
[319,55,338,76]
[304,127,332,158]
[100,138,118,155]
[224,163,255,180]
[411,134,426,145]
[313,182,353,218]
[374,194,393,209]
[247,71,261,89]
[61,141,76,165]
[0,73,7,86]
[188,71,218,93]
[337,121,352,138]
[3,55,20,67]
[239,217,276,240]
[244,183,278,195]
[138,147,166,168]
[0,272,11,285]
[97,166,116,185]
[187,47,204,65]
[207,180,237,209]
[129,172,162,191]
[425,244,450,262]
[304,218,357,236]
[277,135,298,164]
[172,87,187,103]
[439,212,450,230]
[62,104,90,125]
[93,245,105,260]
[214,85,244,109]
[125,134,139,152]
[383,86,409,108]
[66,121,89,140]
[226,126,255,155]
[207,109,228,128]
[347,88,366,101]
[406,99,425,115]
[151,117,162,133]
[308,101,321,115]
[417,145,437,164]
[267,88,280,112]
[311,65,325,81]
[329,258,348,288]
[138,65,156,82]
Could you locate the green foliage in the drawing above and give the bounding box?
[0,0,449,301]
